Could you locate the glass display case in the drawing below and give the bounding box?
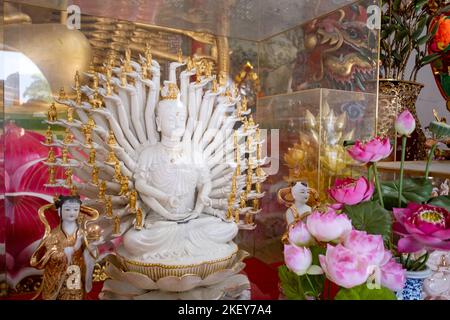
[1,0,381,299]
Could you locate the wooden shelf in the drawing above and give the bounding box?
[376,161,450,179]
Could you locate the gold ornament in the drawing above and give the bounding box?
[234,208,240,224]
[239,192,247,209]
[47,148,56,163]
[45,126,53,145]
[226,205,233,220]
[88,147,96,165]
[70,185,78,196]
[246,166,253,193]
[252,198,259,211]
[119,176,129,196]
[76,90,82,105]
[242,117,248,132]
[161,83,179,100]
[59,87,67,100]
[246,135,252,153]
[135,208,143,230]
[107,130,117,146]
[113,215,121,235]
[87,116,96,129]
[212,79,218,93]
[255,182,262,194]
[120,67,127,87]
[241,96,248,113]
[48,103,57,122]
[67,107,74,123]
[235,143,240,164]
[105,196,113,217]
[65,168,73,186]
[144,45,152,68]
[82,125,93,146]
[106,150,117,164]
[61,147,69,164]
[129,190,137,212]
[91,166,99,186]
[248,115,255,127]
[98,181,106,201]
[63,129,74,145]
[47,167,56,184]
[114,161,122,181]
[187,57,194,70]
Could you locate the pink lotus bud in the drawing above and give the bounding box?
[284,245,313,275]
[288,220,314,247]
[306,208,352,243]
[395,110,416,136]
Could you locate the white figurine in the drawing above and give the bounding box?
[52,51,267,298]
[285,182,313,225]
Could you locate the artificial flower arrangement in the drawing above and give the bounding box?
[279,110,450,300]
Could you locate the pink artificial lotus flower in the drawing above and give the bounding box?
[395,110,416,137]
[380,257,406,292]
[319,244,370,288]
[284,245,313,275]
[306,208,352,243]
[344,230,386,266]
[288,220,314,247]
[328,176,374,209]
[393,203,450,253]
[347,137,392,164]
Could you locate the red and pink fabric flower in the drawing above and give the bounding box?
[393,203,450,253]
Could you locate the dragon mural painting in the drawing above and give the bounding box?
[291,3,378,93]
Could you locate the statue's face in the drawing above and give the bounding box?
[156,102,187,140]
[292,182,309,204]
[60,201,81,222]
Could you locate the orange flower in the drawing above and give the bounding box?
[434,17,450,51]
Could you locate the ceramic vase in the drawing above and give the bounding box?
[378,79,426,161]
[396,268,433,300]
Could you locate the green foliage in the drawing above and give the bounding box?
[334,284,397,300]
[381,0,445,81]
[374,178,433,210]
[278,265,306,300]
[278,263,325,300]
[428,195,450,210]
[344,201,393,242]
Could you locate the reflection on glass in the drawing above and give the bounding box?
[1,51,53,132]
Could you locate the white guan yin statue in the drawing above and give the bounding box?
[47,47,269,299]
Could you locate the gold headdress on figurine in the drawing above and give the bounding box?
[36,195,99,240]
[160,82,179,100]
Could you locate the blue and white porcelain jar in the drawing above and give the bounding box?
[396,268,433,300]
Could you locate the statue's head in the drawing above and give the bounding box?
[291,182,309,204]
[156,82,187,140]
[55,195,82,223]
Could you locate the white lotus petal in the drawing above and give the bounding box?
[156,275,203,292]
[102,279,147,296]
[122,271,158,290]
